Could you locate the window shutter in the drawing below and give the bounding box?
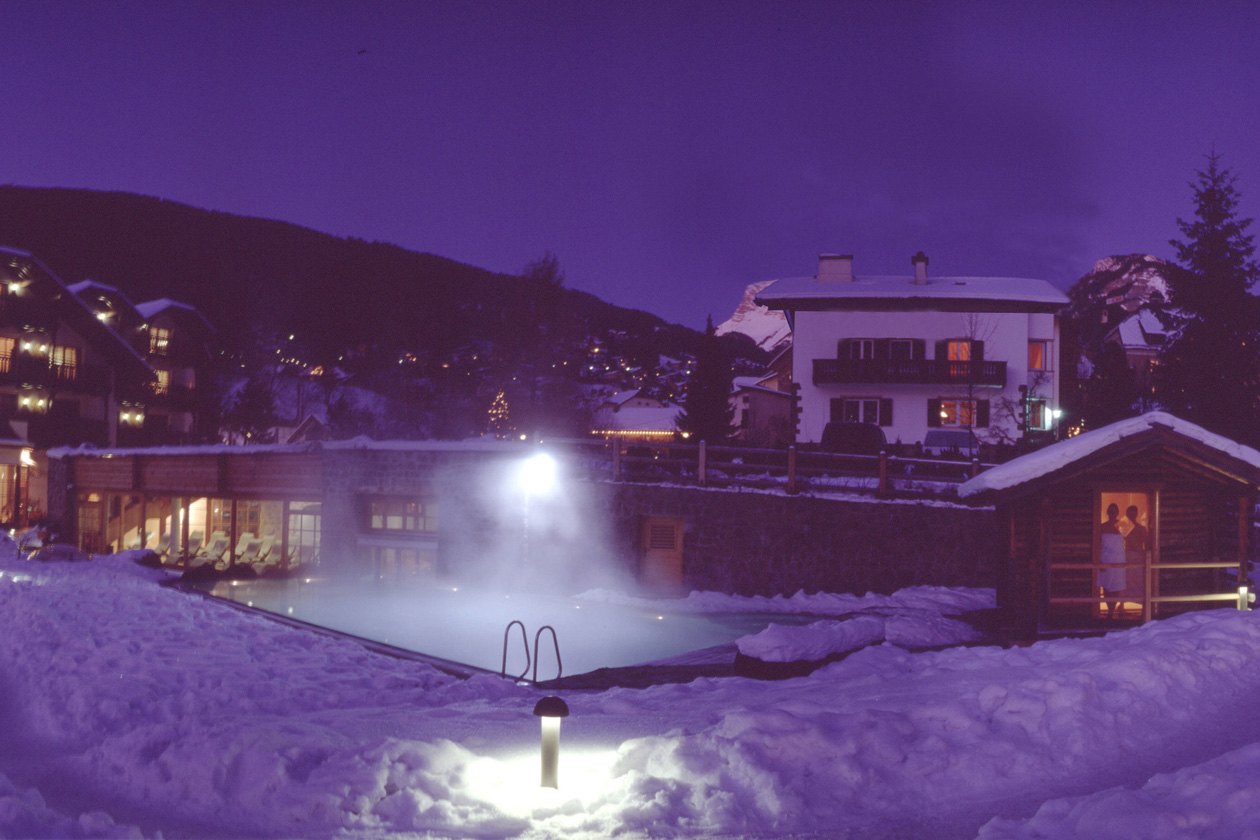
[874,338,891,360]
[830,397,844,422]
[837,339,850,359]
[972,340,985,361]
[934,339,948,360]
[912,339,926,360]
[927,399,942,427]
[879,398,893,427]
[976,399,990,427]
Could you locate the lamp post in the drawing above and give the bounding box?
[532,695,570,788]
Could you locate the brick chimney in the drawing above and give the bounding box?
[912,251,929,285]
[819,254,854,283]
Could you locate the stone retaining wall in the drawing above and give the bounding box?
[607,485,1001,596]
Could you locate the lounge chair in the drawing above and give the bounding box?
[179,531,204,564]
[247,535,277,576]
[152,533,171,561]
[220,533,255,570]
[190,532,230,570]
[229,537,260,571]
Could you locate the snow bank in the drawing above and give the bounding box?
[979,742,1260,839]
[5,550,1260,838]
[577,583,996,617]
[737,615,885,661]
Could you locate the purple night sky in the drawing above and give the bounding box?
[3,1,1259,329]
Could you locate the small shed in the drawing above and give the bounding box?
[959,412,1260,637]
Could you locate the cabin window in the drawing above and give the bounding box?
[0,336,13,372]
[148,326,171,356]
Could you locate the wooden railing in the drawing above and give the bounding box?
[813,358,1007,386]
[1047,558,1247,623]
[546,437,996,499]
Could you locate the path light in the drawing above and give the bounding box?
[532,696,570,789]
[518,452,557,497]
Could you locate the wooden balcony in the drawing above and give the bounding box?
[812,358,1007,387]
[0,353,111,395]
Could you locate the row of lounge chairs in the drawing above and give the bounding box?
[145,530,316,577]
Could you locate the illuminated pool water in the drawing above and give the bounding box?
[204,576,805,677]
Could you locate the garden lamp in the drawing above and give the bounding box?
[532,695,570,788]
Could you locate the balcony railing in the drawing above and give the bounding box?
[0,354,111,395]
[813,358,1007,387]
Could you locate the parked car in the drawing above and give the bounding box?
[30,543,92,563]
[922,429,979,457]
[820,422,887,456]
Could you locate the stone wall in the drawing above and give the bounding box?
[606,484,1001,596]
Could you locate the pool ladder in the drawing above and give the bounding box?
[501,620,562,683]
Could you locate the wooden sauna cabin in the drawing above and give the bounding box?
[959,412,1260,637]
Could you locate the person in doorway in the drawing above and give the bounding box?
[1099,503,1126,618]
[1124,505,1150,608]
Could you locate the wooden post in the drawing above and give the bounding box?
[1239,494,1253,610]
[878,450,887,497]
[787,445,797,495]
[698,440,707,487]
[971,456,980,478]
[612,437,622,482]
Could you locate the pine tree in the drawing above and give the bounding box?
[678,317,734,444]
[222,374,278,444]
[1157,152,1260,444]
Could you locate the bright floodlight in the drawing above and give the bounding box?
[519,453,557,496]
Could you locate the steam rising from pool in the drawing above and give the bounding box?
[437,450,640,597]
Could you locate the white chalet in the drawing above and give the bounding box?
[756,253,1068,451]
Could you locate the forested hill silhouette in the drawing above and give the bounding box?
[0,186,727,365]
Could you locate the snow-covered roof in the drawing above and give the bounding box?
[47,437,537,459]
[756,274,1067,310]
[136,298,217,333]
[1110,308,1168,349]
[959,412,1260,498]
[591,404,682,433]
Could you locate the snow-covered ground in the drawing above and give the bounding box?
[5,552,1260,839]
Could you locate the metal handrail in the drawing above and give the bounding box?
[501,620,530,681]
[532,625,562,683]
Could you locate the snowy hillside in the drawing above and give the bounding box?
[715,280,791,352]
[5,553,1260,838]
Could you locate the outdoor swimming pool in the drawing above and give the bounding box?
[204,576,803,677]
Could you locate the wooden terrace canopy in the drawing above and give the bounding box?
[959,412,1260,637]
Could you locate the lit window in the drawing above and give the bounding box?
[365,497,438,533]
[939,399,976,427]
[154,369,170,395]
[1027,399,1048,431]
[947,340,972,362]
[1029,341,1051,371]
[148,326,171,356]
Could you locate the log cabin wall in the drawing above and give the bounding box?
[1026,450,1250,632]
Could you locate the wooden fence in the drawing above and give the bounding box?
[546,438,995,499]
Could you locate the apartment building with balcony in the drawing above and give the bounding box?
[0,246,217,529]
[70,281,216,446]
[756,252,1069,452]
